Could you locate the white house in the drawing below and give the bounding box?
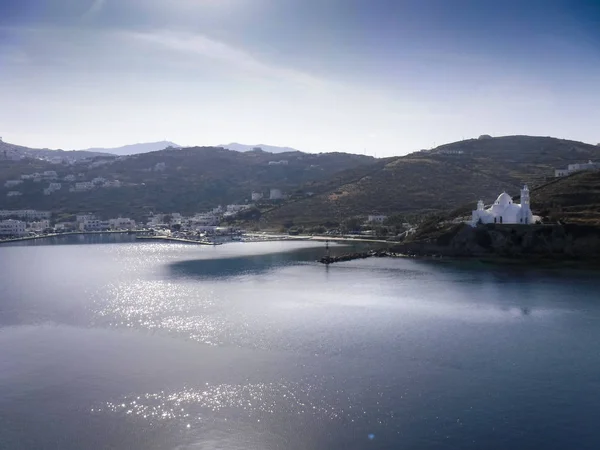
[71,182,93,192]
[44,182,62,195]
[108,217,136,230]
[76,214,96,224]
[270,188,284,200]
[80,219,109,231]
[226,204,248,213]
[29,220,50,231]
[4,180,23,188]
[0,219,27,236]
[0,210,50,220]
[190,213,219,227]
[7,191,22,197]
[92,177,107,185]
[471,185,534,225]
[555,160,600,177]
[367,215,388,224]
[251,192,263,201]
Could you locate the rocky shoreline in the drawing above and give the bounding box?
[318,223,600,267]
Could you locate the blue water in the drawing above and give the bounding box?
[0,235,599,449]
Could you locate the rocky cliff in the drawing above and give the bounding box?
[393,223,600,262]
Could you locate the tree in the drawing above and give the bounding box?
[341,217,362,233]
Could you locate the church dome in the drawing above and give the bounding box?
[495,192,512,206]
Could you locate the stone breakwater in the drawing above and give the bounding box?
[318,250,393,264]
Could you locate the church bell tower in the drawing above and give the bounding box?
[520,185,530,210]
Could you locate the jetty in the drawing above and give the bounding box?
[135,236,221,245]
[319,250,392,264]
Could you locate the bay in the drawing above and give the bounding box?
[0,235,599,449]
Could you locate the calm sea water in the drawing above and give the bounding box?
[1,235,599,450]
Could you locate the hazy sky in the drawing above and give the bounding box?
[1,0,599,155]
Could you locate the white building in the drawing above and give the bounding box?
[555,160,600,177]
[103,180,122,188]
[471,185,534,225]
[0,210,51,220]
[268,160,289,166]
[43,171,58,179]
[0,219,27,236]
[80,219,109,231]
[226,204,248,213]
[92,177,107,185]
[270,188,284,200]
[71,182,93,192]
[147,214,166,227]
[108,217,136,230]
[29,220,50,231]
[251,192,263,201]
[76,214,96,223]
[55,222,76,231]
[44,182,62,195]
[89,160,111,168]
[4,180,23,188]
[367,215,388,224]
[7,191,22,197]
[190,213,219,227]
[63,174,76,182]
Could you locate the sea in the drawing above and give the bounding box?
[0,234,599,450]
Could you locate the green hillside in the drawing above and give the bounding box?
[530,171,600,225]
[2,136,598,225]
[263,136,600,226]
[0,146,376,219]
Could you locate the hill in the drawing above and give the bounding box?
[0,146,376,220]
[81,141,180,156]
[220,143,302,154]
[530,171,600,225]
[263,135,600,226]
[3,135,599,226]
[0,140,112,163]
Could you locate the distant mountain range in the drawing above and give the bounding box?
[81,141,180,156]
[0,140,112,162]
[219,143,302,154]
[1,139,299,159]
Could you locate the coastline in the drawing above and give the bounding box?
[135,236,221,245]
[0,230,130,245]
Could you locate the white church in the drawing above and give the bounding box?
[471,185,534,225]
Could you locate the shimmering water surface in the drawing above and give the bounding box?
[1,235,599,449]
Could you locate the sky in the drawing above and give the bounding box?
[0,0,599,156]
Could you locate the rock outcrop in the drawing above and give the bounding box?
[392,223,600,262]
